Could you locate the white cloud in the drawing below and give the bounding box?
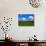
[29,16,34,21]
[22,17,26,21]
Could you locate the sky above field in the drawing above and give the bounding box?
[18,14,34,21]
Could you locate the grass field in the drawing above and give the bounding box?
[18,21,34,26]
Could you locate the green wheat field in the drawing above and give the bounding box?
[18,21,34,26]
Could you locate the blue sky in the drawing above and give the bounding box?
[18,14,34,21]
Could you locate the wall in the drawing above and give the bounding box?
[0,0,46,40]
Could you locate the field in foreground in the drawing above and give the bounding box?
[18,21,34,26]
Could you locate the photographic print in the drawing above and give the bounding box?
[18,14,34,26]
